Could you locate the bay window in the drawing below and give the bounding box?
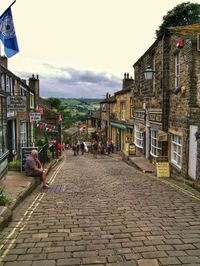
[171,134,182,168]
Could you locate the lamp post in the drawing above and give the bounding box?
[144,66,156,80]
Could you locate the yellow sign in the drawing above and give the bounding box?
[156,162,170,178]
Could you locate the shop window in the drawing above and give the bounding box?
[150,129,162,157]
[20,122,27,147]
[120,102,125,120]
[30,92,34,109]
[134,124,144,148]
[171,134,182,168]
[130,98,133,118]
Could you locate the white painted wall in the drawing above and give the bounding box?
[188,125,198,180]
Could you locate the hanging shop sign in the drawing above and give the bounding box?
[7,96,26,112]
[30,112,41,122]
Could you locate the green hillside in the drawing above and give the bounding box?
[57,98,102,128]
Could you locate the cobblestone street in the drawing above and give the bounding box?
[0,151,200,266]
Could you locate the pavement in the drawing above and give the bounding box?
[0,151,200,232]
[0,157,62,231]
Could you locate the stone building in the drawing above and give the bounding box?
[167,24,200,180]
[99,73,134,153]
[28,74,62,151]
[0,56,35,178]
[133,23,200,181]
[133,34,168,164]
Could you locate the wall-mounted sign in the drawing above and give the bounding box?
[7,96,26,112]
[156,162,170,178]
[30,112,41,122]
[7,111,15,118]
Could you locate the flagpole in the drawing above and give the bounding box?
[0,0,16,18]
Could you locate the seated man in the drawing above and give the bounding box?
[25,149,50,189]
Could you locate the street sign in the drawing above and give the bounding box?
[30,112,41,122]
[156,162,170,178]
[7,96,26,112]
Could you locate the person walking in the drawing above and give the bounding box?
[80,142,85,155]
[92,139,98,159]
[99,142,105,158]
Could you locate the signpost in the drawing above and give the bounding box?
[156,162,170,178]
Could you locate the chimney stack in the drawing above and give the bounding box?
[29,74,40,98]
[0,56,8,69]
[122,72,134,90]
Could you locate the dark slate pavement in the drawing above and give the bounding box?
[0,150,200,266]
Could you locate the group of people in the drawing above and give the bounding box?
[71,138,114,159]
[72,141,88,156]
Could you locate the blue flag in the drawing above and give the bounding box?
[0,6,19,57]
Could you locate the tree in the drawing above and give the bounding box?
[47,98,61,110]
[156,2,200,38]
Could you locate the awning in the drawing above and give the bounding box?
[110,121,127,130]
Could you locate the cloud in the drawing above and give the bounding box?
[17,65,121,98]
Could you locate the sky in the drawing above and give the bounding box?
[0,0,198,98]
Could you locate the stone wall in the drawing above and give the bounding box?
[168,30,200,180]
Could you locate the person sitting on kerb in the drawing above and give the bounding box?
[25,149,50,189]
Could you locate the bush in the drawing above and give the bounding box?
[8,160,20,171]
[0,187,11,206]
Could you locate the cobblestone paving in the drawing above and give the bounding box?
[0,151,200,266]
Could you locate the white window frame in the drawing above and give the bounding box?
[130,98,133,118]
[175,52,180,88]
[134,124,144,148]
[20,121,27,147]
[120,102,125,120]
[150,129,162,157]
[171,134,182,168]
[1,73,5,91]
[20,86,27,96]
[30,92,34,109]
[153,56,156,93]
[6,75,10,93]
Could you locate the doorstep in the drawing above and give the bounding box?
[129,156,155,173]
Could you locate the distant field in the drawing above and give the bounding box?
[60,98,102,126]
